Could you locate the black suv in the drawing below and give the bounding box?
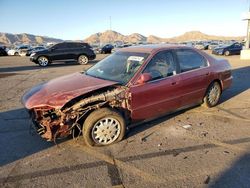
[30,42,96,67]
[100,44,114,54]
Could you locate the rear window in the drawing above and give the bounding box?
[81,43,91,48]
[176,49,208,72]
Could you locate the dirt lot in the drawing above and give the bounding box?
[0,52,250,188]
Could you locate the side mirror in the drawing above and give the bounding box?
[50,47,55,51]
[136,73,152,85]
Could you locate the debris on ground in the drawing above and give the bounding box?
[223,151,230,154]
[200,131,208,137]
[199,122,204,126]
[182,124,192,129]
[173,150,180,157]
[183,156,188,159]
[140,132,154,142]
[128,139,135,143]
[158,143,162,147]
[204,175,211,184]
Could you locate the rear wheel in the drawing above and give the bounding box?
[224,51,230,56]
[38,56,49,67]
[83,108,126,146]
[203,82,221,108]
[78,55,89,65]
[14,52,19,56]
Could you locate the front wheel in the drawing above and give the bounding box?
[203,82,221,108]
[83,108,126,146]
[38,56,49,67]
[224,51,230,56]
[78,55,89,65]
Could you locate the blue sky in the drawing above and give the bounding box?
[0,0,249,40]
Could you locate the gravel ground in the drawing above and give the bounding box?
[0,52,250,188]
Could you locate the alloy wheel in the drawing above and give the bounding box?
[38,56,49,67]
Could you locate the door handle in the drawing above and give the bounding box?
[171,82,177,85]
[205,72,210,76]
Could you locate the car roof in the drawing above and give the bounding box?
[118,44,195,53]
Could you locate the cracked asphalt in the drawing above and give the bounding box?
[0,52,250,188]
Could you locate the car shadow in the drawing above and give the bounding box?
[209,152,250,187]
[0,108,69,167]
[219,66,250,104]
[0,60,99,73]
[126,107,194,139]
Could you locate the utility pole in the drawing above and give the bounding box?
[109,16,113,44]
[109,16,112,31]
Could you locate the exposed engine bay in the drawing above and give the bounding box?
[29,87,130,142]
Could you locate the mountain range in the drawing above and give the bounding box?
[0,30,244,46]
[84,30,244,44]
[0,32,63,46]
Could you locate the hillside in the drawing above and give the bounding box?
[0,33,63,45]
[0,30,244,46]
[165,31,244,42]
[84,30,244,44]
[84,30,147,44]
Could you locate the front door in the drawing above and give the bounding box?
[50,43,69,61]
[129,50,182,122]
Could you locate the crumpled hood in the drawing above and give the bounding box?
[22,72,118,109]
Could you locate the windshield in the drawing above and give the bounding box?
[86,51,149,84]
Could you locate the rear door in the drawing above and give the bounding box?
[129,50,182,121]
[50,43,69,60]
[65,43,78,60]
[174,49,211,107]
[230,43,242,55]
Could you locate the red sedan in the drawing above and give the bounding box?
[22,45,232,146]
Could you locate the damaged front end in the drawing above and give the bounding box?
[28,86,129,142]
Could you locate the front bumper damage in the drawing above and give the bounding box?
[27,87,129,142]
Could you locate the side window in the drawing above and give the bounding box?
[74,43,83,48]
[58,43,68,49]
[234,43,241,47]
[80,43,89,48]
[53,43,67,49]
[66,43,75,48]
[176,49,207,72]
[143,51,177,81]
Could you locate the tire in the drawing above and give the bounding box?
[78,55,89,65]
[38,56,49,67]
[14,52,19,56]
[203,82,221,108]
[224,51,230,56]
[83,108,126,147]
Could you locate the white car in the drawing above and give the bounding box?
[7,46,31,56]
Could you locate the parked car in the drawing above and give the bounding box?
[208,42,219,50]
[111,44,132,53]
[7,45,31,56]
[22,45,232,146]
[212,42,243,56]
[99,44,114,54]
[0,46,8,56]
[26,46,46,56]
[194,42,209,50]
[30,42,96,66]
